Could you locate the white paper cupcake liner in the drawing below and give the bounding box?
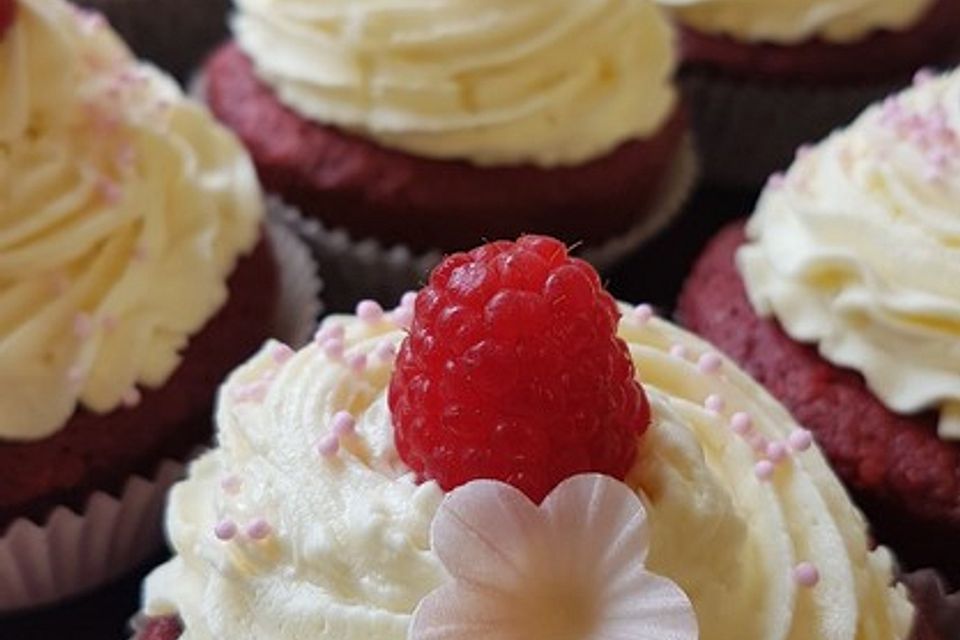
[273,135,698,312]
[71,0,231,81]
[682,71,904,188]
[0,221,320,614]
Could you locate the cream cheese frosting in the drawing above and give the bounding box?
[739,68,960,440]
[0,0,263,440]
[656,0,934,45]
[231,0,677,168]
[143,307,913,639]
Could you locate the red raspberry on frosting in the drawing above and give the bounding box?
[0,0,15,38]
[388,236,651,502]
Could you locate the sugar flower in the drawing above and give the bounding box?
[409,474,698,640]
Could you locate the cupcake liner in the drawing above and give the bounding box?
[272,135,698,312]
[0,221,320,614]
[681,71,903,188]
[0,460,186,615]
[902,570,960,639]
[71,0,231,81]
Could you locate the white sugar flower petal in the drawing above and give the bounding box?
[431,479,545,590]
[542,474,652,575]
[410,475,698,640]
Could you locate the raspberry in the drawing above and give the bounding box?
[0,0,15,38]
[388,236,651,502]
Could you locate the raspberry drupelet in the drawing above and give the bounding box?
[0,0,16,36]
[388,236,651,503]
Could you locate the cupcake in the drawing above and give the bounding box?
[0,0,307,611]
[679,69,960,585]
[136,237,944,639]
[202,0,697,308]
[655,0,960,186]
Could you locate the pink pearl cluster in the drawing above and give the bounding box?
[879,73,958,182]
[316,410,357,459]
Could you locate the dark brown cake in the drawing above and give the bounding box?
[203,42,687,254]
[678,0,960,84]
[678,222,960,586]
[0,238,279,532]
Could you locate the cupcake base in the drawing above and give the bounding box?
[273,135,697,312]
[677,222,960,586]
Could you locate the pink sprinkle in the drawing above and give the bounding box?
[314,324,345,344]
[272,343,294,365]
[357,300,384,324]
[374,342,396,362]
[331,411,356,438]
[914,68,935,86]
[400,291,418,309]
[316,434,340,458]
[347,353,367,374]
[766,441,788,464]
[748,432,768,453]
[390,306,414,329]
[669,344,688,360]
[788,429,813,452]
[795,144,813,160]
[102,315,118,333]
[632,304,654,325]
[214,520,237,541]
[220,475,242,494]
[245,518,273,541]
[73,313,95,339]
[233,381,269,404]
[793,562,820,588]
[767,172,786,189]
[322,338,344,361]
[754,460,775,481]
[704,394,725,413]
[96,178,122,204]
[730,412,753,435]
[121,387,142,408]
[697,352,722,374]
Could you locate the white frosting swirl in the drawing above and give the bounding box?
[656,0,934,44]
[144,311,912,639]
[739,68,960,440]
[0,0,263,440]
[231,0,677,167]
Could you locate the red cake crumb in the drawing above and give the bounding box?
[678,222,960,584]
[679,0,960,84]
[136,616,182,640]
[204,42,687,254]
[0,238,279,531]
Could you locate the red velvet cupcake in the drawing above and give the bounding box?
[135,238,942,639]
[656,0,960,186]
[202,0,697,309]
[679,69,960,585]
[0,0,318,612]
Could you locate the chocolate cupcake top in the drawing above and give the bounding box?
[656,0,934,44]
[0,0,262,440]
[739,67,960,440]
[144,240,912,640]
[230,0,677,167]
